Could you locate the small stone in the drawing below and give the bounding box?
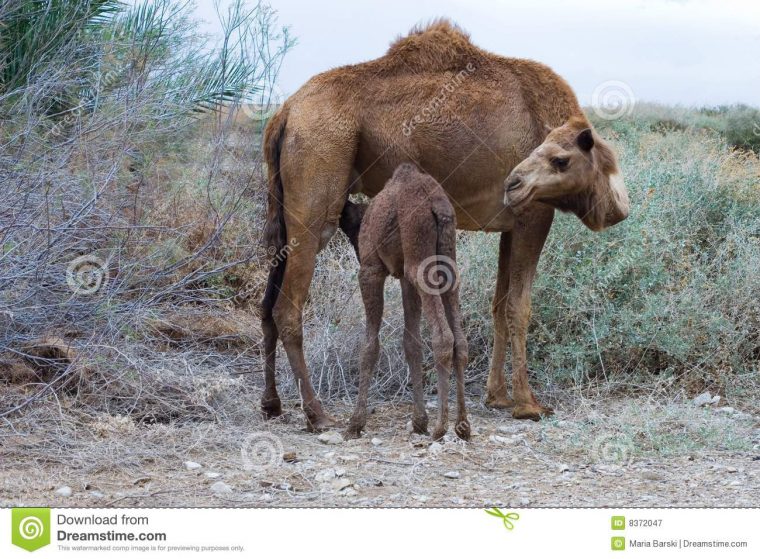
[282,451,297,463]
[331,477,353,491]
[443,470,460,479]
[317,431,344,445]
[184,461,202,471]
[210,481,233,494]
[259,493,273,502]
[716,407,736,415]
[339,454,359,462]
[692,392,713,407]
[519,497,531,506]
[489,435,509,444]
[426,400,437,410]
[335,467,346,477]
[371,437,383,446]
[710,395,721,406]
[205,472,222,479]
[428,442,443,455]
[341,487,358,497]
[55,486,73,497]
[316,468,336,483]
[89,491,104,499]
[559,464,571,473]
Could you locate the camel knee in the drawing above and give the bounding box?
[272,305,302,344]
[432,328,455,368]
[454,336,468,369]
[506,299,531,330]
[360,336,380,366]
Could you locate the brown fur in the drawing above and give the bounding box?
[261,20,629,429]
[344,164,470,441]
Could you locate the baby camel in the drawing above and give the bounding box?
[344,163,470,441]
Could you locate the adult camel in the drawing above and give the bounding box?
[260,21,630,431]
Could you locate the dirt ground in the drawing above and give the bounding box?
[2,394,758,508]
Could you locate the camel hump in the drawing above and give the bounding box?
[385,19,480,72]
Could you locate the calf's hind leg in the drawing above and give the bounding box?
[345,265,386,439]
[441,285,470,440]
[400,277,428,435]
[410,274,454,441]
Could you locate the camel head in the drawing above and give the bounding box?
[503,117,630,231]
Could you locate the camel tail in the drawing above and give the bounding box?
[261,107,289,320]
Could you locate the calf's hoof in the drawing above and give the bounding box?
[485,392,515,409]
[261,397,283,420]
[455,419,471,441]
[306,414,338,433]
[431,425,447,441]
[512,402,554,421]
[343,424,363,440]
[412,414,429,436]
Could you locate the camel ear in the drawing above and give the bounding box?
[576,128,594,152]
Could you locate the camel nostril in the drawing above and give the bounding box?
[505,176,522,192]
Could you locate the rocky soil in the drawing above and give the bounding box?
[2,394,758,508]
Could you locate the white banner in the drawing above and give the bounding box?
[2,508,757,558]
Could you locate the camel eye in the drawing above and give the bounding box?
[551,157,570,171]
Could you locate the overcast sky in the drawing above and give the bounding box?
[196,0,760,107]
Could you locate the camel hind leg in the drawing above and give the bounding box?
[261,264,283,419]
[271,147,356,430]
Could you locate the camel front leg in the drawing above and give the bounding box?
[486,232,514,409]
[507,210,554,420]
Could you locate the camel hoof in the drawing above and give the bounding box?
[306,414,338,433]
[431,426,447,441]
[485,393,515,409]
[412,414,429,435]
[261,397,283,420]
[512,403,554,421]
[343,426,363,440]
[455,420,471,441]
